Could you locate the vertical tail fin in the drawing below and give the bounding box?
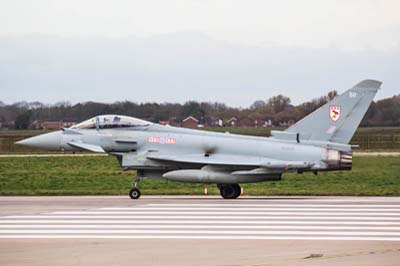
[286,79,381,144]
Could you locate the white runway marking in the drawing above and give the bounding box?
[1,229,400,236]
[5,215,400,220]
[146,203,400,207]
[50,211,400,216]
[100,207,400,211]
[1,200,400,240]
[0,235,400,241]
[1,220,400,225]
[1,225,400,230]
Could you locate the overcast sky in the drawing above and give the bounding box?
[1,0,399,106]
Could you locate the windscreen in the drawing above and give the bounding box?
[72,115,151,129]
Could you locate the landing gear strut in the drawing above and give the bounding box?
[217,184,241,199]
[129,177,141,199]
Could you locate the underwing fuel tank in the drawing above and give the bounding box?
[163,169,281,184]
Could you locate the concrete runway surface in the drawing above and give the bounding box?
[1,196,400,266]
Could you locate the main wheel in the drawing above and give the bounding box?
[232,184,241,198]
[129,187,141,199]
[219,184,240,199]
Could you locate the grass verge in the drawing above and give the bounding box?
[0,155,399,196]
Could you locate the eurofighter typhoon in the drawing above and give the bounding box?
[16,80,381,199]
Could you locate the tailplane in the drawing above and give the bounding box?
[286,79,381,144]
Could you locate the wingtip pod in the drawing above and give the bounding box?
[353,79,382,91]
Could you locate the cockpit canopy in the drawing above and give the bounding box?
[71,115,152,129]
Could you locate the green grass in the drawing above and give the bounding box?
[0,155,399,196]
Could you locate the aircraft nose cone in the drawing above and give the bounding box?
[15,130,62,151]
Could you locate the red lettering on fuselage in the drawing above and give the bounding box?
[148,137,176,144]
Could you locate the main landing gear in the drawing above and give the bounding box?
[129,177,141,199]
[217,184,241,199]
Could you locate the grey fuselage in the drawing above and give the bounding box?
[58,124,347,182]
[17,79,382,186]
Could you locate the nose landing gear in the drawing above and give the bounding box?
[129,177,141,199]
[129,187,141,199]
[217,184,241,199]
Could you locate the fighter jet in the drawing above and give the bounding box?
[16,80,381,199]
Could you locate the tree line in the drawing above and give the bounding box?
[0,91,399,129]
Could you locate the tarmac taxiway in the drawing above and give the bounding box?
[1,196,400,266]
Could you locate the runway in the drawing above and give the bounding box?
[1,196,400,265]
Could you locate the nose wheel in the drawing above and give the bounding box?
[129,177,141,199]
[218,184,241,199]
[129,187,141,199]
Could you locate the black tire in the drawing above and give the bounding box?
[232,184,241,198]
[129,187,141,199]
[219,184,239,199]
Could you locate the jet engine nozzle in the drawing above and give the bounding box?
[325,149,352,170]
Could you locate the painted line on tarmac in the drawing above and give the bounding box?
[146,203,400,207]
[147,197,400,201]
[0,235,399,241]
[1,225,400,230]
[100,207,400,211]
[2,220,400,225]
[5,215,400,220]
[50,211,400,216]
[354,152,400,156]
[2,229,400,236]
